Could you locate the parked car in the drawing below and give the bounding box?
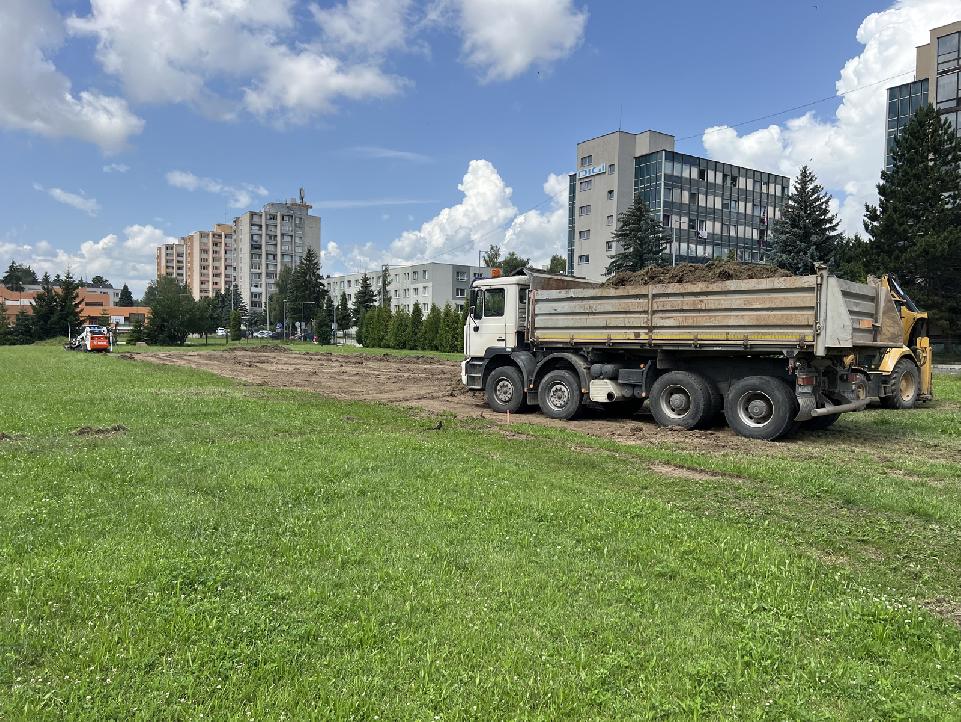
[253,330,271,339]
[215,327,227,337]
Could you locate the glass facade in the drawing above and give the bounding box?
[885,79,930,170]
[634,150,790,263]
[936,30,961,147]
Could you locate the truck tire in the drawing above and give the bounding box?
[880,359,920,409]
[538,369,582,420]
[649,371,711,430]
[724,376,797,441]
[484,365,525,414]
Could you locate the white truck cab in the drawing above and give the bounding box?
[461,274,529,384]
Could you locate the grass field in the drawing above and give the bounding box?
[1,346,960,718]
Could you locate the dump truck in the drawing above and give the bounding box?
[65,325,112,353]
[461,267,905,440]
[848,274,932,409]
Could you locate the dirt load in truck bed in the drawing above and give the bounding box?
[605,259,793,287]
[129,348,955,464]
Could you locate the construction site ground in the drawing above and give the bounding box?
[130,345,961,466]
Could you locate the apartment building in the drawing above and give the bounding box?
[183,223,235,299]
[156,241,185,285]
[233,192,321,314]
[570,130,790,280]
[326,262,491,314]
[0,284,149,331]
[885,20,961,169]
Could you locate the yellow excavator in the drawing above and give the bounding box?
[850,274,933,409]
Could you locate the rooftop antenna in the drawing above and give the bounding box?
[618,103,623,131]
[299,187,305,204]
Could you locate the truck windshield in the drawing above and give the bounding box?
[484,288,505,317]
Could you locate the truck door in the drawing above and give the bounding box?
[467,287,508,356]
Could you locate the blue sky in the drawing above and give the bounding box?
[0,0,954,294]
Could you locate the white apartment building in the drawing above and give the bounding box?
[156,242,186,285]
[233,192,321,314]
[326,262,491,314]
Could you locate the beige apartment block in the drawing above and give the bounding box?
[156,241,186,285]
[183,223,235,299]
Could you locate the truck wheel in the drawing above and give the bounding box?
[649,371,711,430]
[538,369,582,420]
[880,359,920,409]
[484,365,525,414]
[724,376,797,441]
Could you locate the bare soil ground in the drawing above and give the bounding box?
[129,348,957,464]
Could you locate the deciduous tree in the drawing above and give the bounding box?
[547,254,566,274]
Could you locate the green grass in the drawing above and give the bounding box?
[1,347,960,718]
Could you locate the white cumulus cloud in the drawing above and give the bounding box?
[6,224,174,296]
[0,0,143,152]
[165,170,268,209]
[701,0,961,233]
[33,183,101,216]
[311,0,414,57]
[452,0,588,81]
[102,163,129,173]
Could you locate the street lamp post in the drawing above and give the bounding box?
[283,299,289,341]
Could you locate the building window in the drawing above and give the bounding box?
[691,193,699,206]
[607,190,614,200]
[608,164,615,174]
[578,230,590,240]
[606,241,613,252]
[455,288,466,298]
[937,71,959,109]
[698,168,707,181]
[663,213,672,227]
[580,154,592,167]
[579,179,592,191]
[730,176,738,188]
[578,205,591,216]
[577,254,590,264]
[412,271,418,281]
[938,31,960,73]
[423,286,429,296]
[606,215,614,226]
[456,271,468,281]
[423,270,429,280]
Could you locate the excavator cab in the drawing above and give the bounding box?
[852,274,932,408]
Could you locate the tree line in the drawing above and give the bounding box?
[607,104,961,339]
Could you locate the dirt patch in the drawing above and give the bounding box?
[73,424,128,437]
[0,432,15,442]
[605,259,792,287]
[648,462,725,481]
[923,597,961,628]
[235,344,289,354]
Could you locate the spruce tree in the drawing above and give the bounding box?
[2,262,38,291]
[378,265,392,307]
[118,283,135,306]
[30,273,58,340]
[335,292,351,342]
[834,234,871,282]
[409,302,423,350]
[864,104,961,337]
[766,165,841,274]
[229,310,242,341]
[387,307,410,349]
[605,197,669,275]
[351,273,377,340]
[314,300,333,345]
[0,302,10,345]
[127,318,144,344]
[12,310,33,345]
[420,303,442,350]
[55,271,83,336]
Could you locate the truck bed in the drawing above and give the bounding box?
[528,271,903,356]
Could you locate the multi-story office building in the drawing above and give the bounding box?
[156,241,186,285]
[326,262,491,315]
[183,223,235,299]
[884,20,961,169]
[233,192,321,315]
[570,130,791,280]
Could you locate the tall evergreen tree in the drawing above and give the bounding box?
[30,273,58,340]
[268,265,294,327]
[834,234,871,282]
[605,197,669,275]
[419,303,442,350]
[314,299,333,345]
[361,306,381,347]
[766,165,841,274]
[547,254,567,274]
[409,302,424,350]
[0,302,11,345]
[229,310,242,341]
[378,265,392,307]
[117,283,135,307]
[12,310,33,345]
[387,306,411,349]
[2,262,38,291]
[89,275,110,287]
[864,104,961,337]
[351,273,377,343]
[54,271,82,336]
[335,291,351,342]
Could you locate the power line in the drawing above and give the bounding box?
[678,67,916,142]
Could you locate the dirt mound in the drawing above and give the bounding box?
[236,344,289,353]
[73,424,128,437]
[605,259,793,287]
